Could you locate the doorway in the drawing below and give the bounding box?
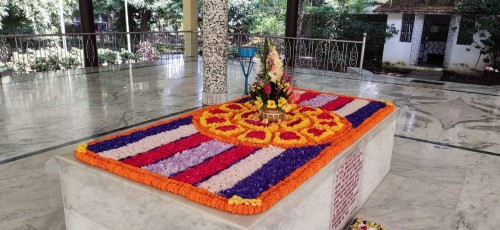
[418,15,451,67]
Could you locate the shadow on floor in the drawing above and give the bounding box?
[442,71,500,86]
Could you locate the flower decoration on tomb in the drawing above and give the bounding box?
[249,38,299,123]
[75,89,396,215]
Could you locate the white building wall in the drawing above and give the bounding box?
[447,15,487,75]
[382,13,412,67]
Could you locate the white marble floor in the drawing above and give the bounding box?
[0,58,499,229]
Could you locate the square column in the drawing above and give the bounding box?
[202,0,228,105]
[444,15,458,68]
[284,0,299,67]
[183,0,199,59]
[409,14,425,66]
[78,0,99,67]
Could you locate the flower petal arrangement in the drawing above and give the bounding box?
[347,217,387,230]
[75,89,395,215]
[249,39,298,113]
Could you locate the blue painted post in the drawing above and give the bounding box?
[237,47,257,95]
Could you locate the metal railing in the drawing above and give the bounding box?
[0,31,197,74]
[0,31,366,76]
[228,33,367,75]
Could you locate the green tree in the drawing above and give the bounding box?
[455,0,500,73]
[252,0,287,35]
[300,0,398,67]
[228,0,257,34]
[0,0,78,34]
[93,0,190,33]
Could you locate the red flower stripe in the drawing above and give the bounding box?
[121,133,212,167]
[321,97,354,111]
[295,92,319,104]
[170,145,257,185]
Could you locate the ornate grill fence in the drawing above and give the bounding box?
[0,31,193,74]
[228,33,367,75]
[0,32,366,75]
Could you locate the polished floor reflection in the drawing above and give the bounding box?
[0,59,499,229]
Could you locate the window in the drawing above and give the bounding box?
[457,15,475,45]
[400,14,415,43]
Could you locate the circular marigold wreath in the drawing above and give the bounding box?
[193,102,352,148]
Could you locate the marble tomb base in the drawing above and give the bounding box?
[56,110,397,230]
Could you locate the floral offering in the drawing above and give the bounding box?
[347,217,387,230]
[249,39,299,115]
[75,89,395,215]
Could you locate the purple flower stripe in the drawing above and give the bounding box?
[346,101,386,128]
[299,94,338,108]
[143,140,233,177]
[219,143,330,199]
[88,116,193,153]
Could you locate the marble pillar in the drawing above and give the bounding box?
[202,0,229,105]
[443,15,458,68]
[183,0,199,59]
[409,14,424,66]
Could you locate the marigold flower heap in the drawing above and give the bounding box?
[249,39,299,113]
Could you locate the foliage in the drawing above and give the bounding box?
[228,0,257,34]
[0,5,33,34]
[1,44,161,74]
[119,49,140,62]
[156,0,185,31]
[135,41,159,61]
[31,56,61,72]
[301,2,398,67]
[65,48,84,67]
[217,0,289,36]
[3,46,80,73]
[0,0,188,34]
[60,56,80,68]
[98,48,118,65]
[454,0,500,71]
[0,0,78,34]
[251,0,287,35]
[347,0,373,14]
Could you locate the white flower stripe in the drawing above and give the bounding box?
[197,146,285,193]
[334,99,371,117]
[99,124,198,160]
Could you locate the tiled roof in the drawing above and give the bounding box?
[375,0,455,14]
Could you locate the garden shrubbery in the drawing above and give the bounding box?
[1,41,161,74]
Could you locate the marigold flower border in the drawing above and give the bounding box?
[75,89,395,215]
